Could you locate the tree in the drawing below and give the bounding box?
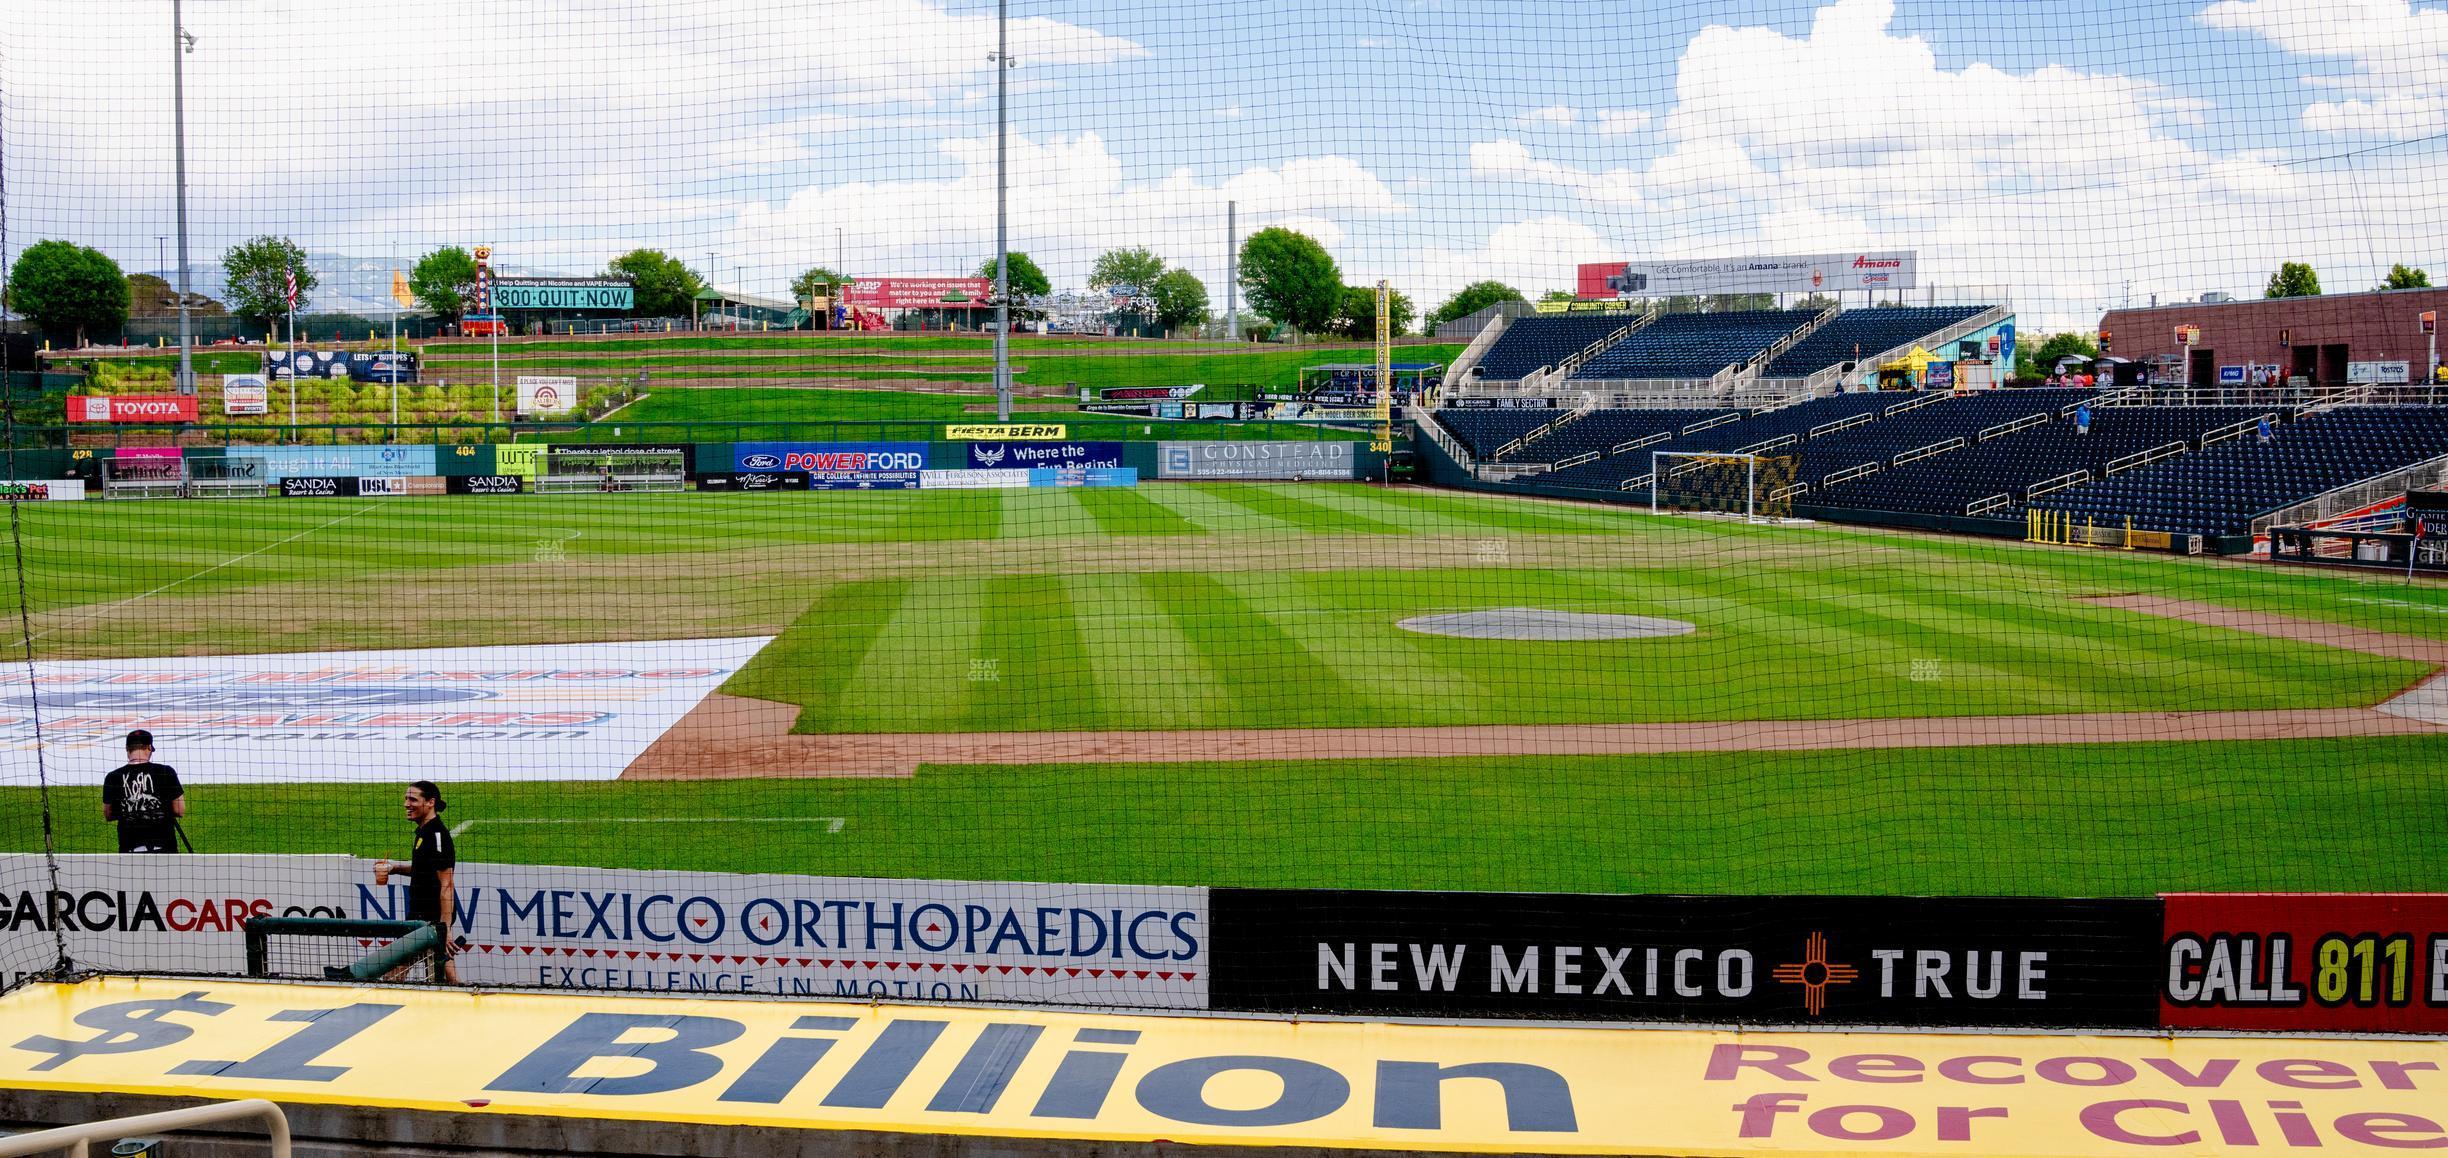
[1703,293,1776,312]
[408,245,479,325]
[604,249,703,318]
[2383,263,2431,290]
[222,236,316,334]
[1538,289,1578,305]
[1237,227,1342,334]
[1333,284,1416,340]
[7,240,130,345]
[2265,261,2322,299]
[2017,331,2100,380]
[975,252,1052,300]
[1088,246,1166,293]
[1426,280,1525,332]
[1148,268,1209,334]
[791,266,852,302]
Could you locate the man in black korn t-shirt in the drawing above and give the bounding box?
[101,730,185,853]
[373,780,460,983]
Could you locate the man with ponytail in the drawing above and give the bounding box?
[374,780,459,983]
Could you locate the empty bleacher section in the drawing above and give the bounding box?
[2028,407,2448,537]
[1513,392,1912,490]
[1491,408,1734,464]
[1812,406,2273,516]
[1775,388,2093,490]
[1759,305,1989,378]
[1571,310,1817,382]
[1467,315,1636,382]
[1435,409,1560,458]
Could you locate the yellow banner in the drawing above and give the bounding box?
[6,979,2448,1154]
[946,424,1066,441]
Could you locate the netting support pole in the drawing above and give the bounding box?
[1747,457,1757,522]
[173,0,196,394]
[991,0,1012,424]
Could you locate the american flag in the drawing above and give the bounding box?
[283,268,297,308]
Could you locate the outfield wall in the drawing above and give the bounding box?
[8,855,2443,1034]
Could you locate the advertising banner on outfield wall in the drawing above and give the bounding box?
[920,469,1031,489]
[0,855,1206,1007]
[234,444,436,481]
[2162,893,2448,1033]
[734,442,925,486]
[1208,890,2162,1027]
[1157,442,1357,480]
[967,441,1123,469]
[0,480,85,502]
[446,475,524,495]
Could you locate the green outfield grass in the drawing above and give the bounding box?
[7,484,2447,894]
[4,737,2439,895]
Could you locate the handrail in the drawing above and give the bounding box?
[2024,468,2093,500]
[2251,450,2448,534]
[0,1099,291,1158]
[1552,450,1600,471]
[1978,412,2051,441]
[1808,411,1875,438]
[1416,412,1476,470]
[1821,460,1882,486]
[2104,441,2188,476]
[1740,433,1800,454]
[1879,391,1946,418]
[1966,492,2016,516]
[1612,429,1676,455]
[1892,437,1966,466]
[2198,412,2276,449]
[1681,410,1742,435]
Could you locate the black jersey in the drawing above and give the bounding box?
[406,816,456,922]
[103,762,183,853]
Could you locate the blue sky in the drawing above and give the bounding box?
[5,0,2445,329]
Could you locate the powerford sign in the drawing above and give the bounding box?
[1158,441,1358,480]
[735,442,926,485]
[968,441,1124,469]
[67,395,199,424]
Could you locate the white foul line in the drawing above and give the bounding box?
[22,502,383,644]
[452,816,847,836]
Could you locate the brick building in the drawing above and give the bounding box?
[2099,287,2447,387]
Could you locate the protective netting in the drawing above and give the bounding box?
[2,0,2445,1017]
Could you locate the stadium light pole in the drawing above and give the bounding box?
[991,0,1013,423]
[172,0,196,394]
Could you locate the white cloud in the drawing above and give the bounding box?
[2199,0,2448,138]
[1519,104,1579,126]
[730,132,1402,293]
[1593,109,1655,136]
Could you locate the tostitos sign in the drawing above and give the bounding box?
[4,978,2446,1154]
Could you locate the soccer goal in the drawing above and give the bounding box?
[1650,451,1798,521]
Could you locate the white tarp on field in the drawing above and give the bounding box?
[0,637,771,784]
[0,855,1209,1008]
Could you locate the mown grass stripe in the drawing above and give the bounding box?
[1140,571,1367,726]
[1065,572,1233,729]
[1183,483,1408,535]
[962,573,1098,730]
[725,578,913,729]
[1338,486,1632,535]
[1071,487,1203,536]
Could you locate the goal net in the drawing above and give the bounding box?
[1651,452,1797,520]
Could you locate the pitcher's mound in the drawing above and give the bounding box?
[1397,608,1696,641]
